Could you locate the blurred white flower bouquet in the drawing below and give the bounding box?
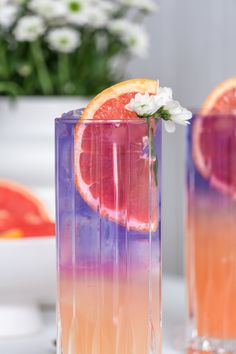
[0,0,158,96]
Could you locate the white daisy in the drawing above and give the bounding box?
[28,0,66,21]
[47,27,81,53]
[127,26,149,57]
[0,3,18,28]
[14,15,45,41]
[126,92,159,116]
[125,83,192,133]
[108,19,130,36]
[98,1,119,15]
[82,6,108,28]
[119,0,159,13]
[154,86,173,107]
[109,20,149,58]
[163,100,192,133]
[64,0,90,26]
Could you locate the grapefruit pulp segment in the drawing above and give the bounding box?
[0,179,55,237]
[193,77,236,197]
[74,79,159,231]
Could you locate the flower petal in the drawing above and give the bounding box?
[164,120,176,133]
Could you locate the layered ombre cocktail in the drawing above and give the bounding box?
[55,110,162,354]
[186,114,236,352]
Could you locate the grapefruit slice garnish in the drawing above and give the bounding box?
[0,229,23,239]
[74,78,159,231]
[193,77,236,197]
[200,76,236,115]
[0,179,55,238]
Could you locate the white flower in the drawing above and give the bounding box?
[155,86,173,106]
[47,27,81,53]
[108,19,130,36]
[125,82,192,133]
[98,1,119,14]
[163,100,192,133]
[81,6,108,28]
[126,92,159,116]
[128,27,149,58]
[0,3,18,29]
[64,0,108,28]
[64,0,90,25]
[109,20,149,58]
[119,0,159,13]
[11,0,26,4]
[14,15,45,41]
[29,0,66,20]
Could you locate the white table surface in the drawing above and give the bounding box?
[0,276,186,354]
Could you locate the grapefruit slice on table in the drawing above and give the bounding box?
[0,180,55,238]
[193,76,236,197]
[74,78,159,231]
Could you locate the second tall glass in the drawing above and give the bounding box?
[186,114,236,352]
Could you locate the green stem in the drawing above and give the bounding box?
[31,41,53,95]
[58,53,70,94]
[155,106,171,121]
[0,39,9,79]
[0,82,22,96]
[147,118,158,186]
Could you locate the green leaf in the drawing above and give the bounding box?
[0,82,22,96]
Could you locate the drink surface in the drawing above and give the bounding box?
[187,115,236,339]
[56,110,161,354]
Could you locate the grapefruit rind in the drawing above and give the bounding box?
[80,78,158,120]
[0,179,55,237]
[0,179,53,221]
[192,116,210,179]
[74,79,158,231]
[0,228,23,239]
[200,76,236,115]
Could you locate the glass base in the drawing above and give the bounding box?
[188,336,236,354]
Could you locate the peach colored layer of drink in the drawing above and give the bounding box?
[59,270,161,354]
[187,195,236,338]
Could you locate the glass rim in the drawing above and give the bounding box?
[55,117,162,125]
[193,113,236,117]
